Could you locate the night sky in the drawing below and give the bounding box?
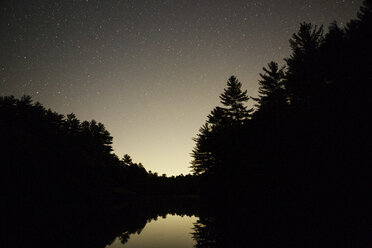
[0,0,362,175]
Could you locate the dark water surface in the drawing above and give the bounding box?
[3,196,372,248]
[2,196,200,248]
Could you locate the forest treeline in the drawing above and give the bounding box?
[1,1,371,209]
[191,0,372,207]
[0,95,197,206]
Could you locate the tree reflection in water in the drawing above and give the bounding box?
[192,217,218,248]
[2,196,199,248]
[4,196,372,248]
[191,198,372,248]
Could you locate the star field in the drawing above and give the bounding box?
[0,0,362,175]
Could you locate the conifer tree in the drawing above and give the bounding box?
[122,154,133,166]
[219,75,252,124]
[191,76,251,175]
[255,62,286,109]
[285,23,324,105]
[207,107,229,129]
[190,123,214,175]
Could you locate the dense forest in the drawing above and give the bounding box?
[0,95,198,207]
[191,0,372,208]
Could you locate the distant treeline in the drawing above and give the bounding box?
[0,95,197,206]
[191,0,372,207]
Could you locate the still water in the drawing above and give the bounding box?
[6,196,372,248]
[106,214,198,248]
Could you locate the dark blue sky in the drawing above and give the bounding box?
[0,0,363,175]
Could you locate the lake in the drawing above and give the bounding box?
[4,196,372,248]
[106,214,198,248]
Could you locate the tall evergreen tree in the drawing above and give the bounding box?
[254,61,287,113]
[285,22,324,105]
[207,107,229,130]
[191,76,251,176]
[219,76,252,124]
[190,123,215,175]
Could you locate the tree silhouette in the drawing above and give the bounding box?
[191,76,251,187]
[190,1,372,213]
[190,123,214,175]
[253,61,287,119]
[285,22,324,106]
[219,75,252,124]
[122,154,133,166]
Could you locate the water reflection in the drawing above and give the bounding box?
[2,196,200,248]
[191,199,372,248]
[107,214,198,248]
[3,196,372,248]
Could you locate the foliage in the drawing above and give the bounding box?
[0,96,198,206]
[191,75,251,177]
[191,1,372,206]
[219,76,252,124]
